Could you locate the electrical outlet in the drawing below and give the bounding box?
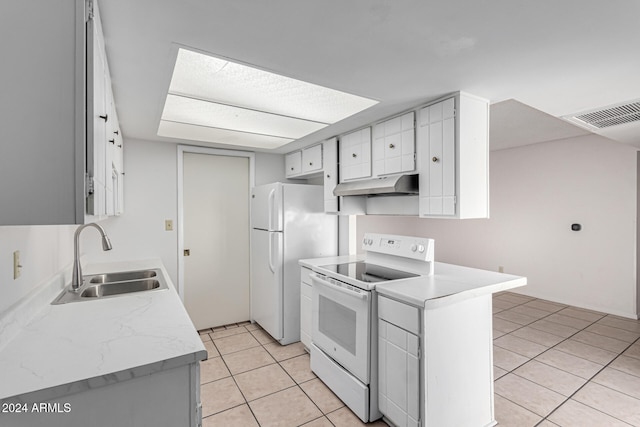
[498,266,504,273]
[13,250,22,279]
[165,220,173,231]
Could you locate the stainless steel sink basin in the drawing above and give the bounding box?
[89,270,157,284]
[81,279,161,297]
[52,268,168,305]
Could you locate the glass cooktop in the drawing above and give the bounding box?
[320,261,419,283]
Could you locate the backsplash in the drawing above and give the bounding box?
[0,225,76,316]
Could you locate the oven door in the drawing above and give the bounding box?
[311,272,371,384]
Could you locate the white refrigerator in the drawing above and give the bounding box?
[251,182,337,345]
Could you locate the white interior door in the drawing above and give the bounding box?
[183,153,250,330]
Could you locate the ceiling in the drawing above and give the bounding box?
[98,0,640,153]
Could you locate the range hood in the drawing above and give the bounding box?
[333,174,419,196]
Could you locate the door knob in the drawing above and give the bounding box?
[432,157,439,162]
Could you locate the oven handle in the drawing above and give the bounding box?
[310,273,367,300]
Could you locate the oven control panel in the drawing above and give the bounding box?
[362,233,434,262]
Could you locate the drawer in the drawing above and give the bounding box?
[378,295,420,335]
[300,266,313,285]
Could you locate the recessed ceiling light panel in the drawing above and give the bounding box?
[158,120,293,150]
[158,48,378,148]
[162,94,327,139]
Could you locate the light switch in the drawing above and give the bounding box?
[165,220,173,231]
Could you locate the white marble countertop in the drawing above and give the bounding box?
[0,259,206,401]
[376,262,526,309]
[299,256,526,309]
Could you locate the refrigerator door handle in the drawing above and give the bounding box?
[267,189,276,231]
[268,232,276,273]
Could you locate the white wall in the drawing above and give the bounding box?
[85,139,289,285]
[0,225,76,315]
[357,134,639,318]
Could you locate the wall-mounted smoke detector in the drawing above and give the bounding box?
[565,100,640,129]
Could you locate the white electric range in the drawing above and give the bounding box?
[302,233,434,423]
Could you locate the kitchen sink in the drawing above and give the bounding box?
[81,279,161,297]
[89,270,157,284]
[52,268,168,305]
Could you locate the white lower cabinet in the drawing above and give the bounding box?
[300,267,313,350]
[377,293,495,427]
[378,319,420,427]
[1,362,201,427]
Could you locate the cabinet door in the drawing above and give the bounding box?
[378,319,420,427]
[418,98,456,216]
[86,11,108,217]
[372,112,415,176]
[340,127,371,181]
[285,151,302,177]
[300,280,312,349]
[323,138,339,213]
[301,144,322,173]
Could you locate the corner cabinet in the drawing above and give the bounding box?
[0,0,123,225]
[417,93,488,218]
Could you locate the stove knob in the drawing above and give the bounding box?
[417,244,425,253]
[410,244,417,252]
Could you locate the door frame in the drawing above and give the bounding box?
[177,145,255,300]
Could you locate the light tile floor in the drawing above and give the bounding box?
[492,292,640,427]
[198,292,640,426]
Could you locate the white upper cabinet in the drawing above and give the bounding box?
[417,93,489,219]
[372,112,416,176]
[339,127,372,181]
[322,138,338,213]
[301,144,323,174]
[285,144,323,178]
[0,0,123,225]
[285,151,302,177]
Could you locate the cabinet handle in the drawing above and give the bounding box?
[99,114,108,122]
[389,144,395,149]
[117,144,122,148]
[326,174,330,179]
[352,153,357,158]
[290,167,294,170]
[114,130,119,135]
[432,157,439,162]
[109,139,115,144]
[309,162,313,166]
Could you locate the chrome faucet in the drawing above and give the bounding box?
[71,223,113,291]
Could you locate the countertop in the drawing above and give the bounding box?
[0,259,206,401]
[299,255,526,309]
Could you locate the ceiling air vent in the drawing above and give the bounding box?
[570,101,640,129]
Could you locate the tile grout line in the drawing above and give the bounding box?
[492,296,640,426]
[535,335,640,426]
[202,322,334,426]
